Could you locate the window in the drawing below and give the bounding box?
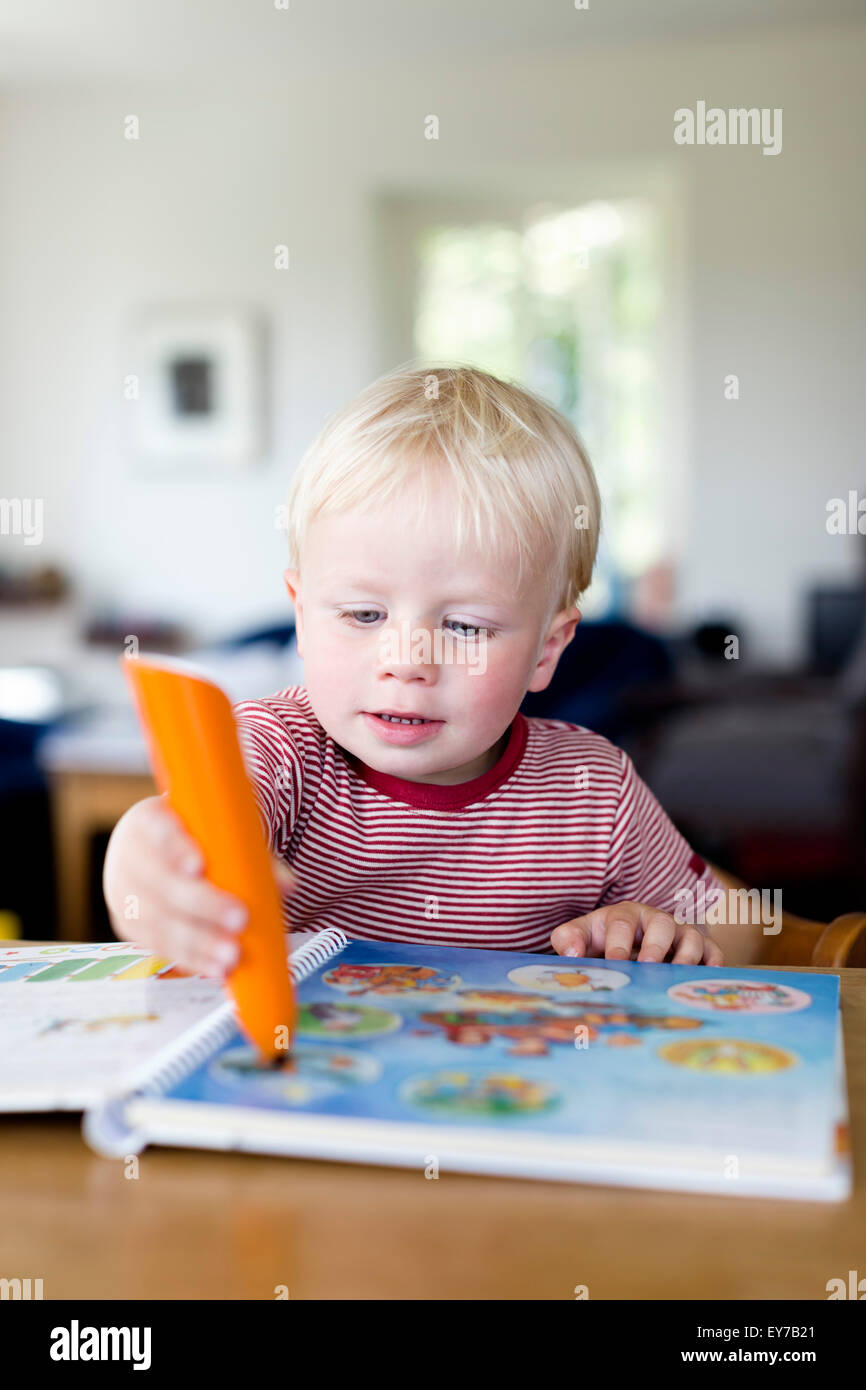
[408,198,665,617]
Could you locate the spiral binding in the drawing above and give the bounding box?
[289,926,349,976]
[82,926,349,1156]
[141,925,349,1100]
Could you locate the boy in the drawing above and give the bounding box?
[103,364,725,976]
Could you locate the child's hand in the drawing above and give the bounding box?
[550,902,724,965]
[102,794,296,978]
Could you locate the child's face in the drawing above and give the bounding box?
[284,478,579,784]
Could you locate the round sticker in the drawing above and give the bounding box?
[322,961,462,1000]
[507,964,631,995]
[296,1000,402,1039]
[401,1069,561,1117]
[666,979,811,1014]
[451,988,561,1013]
[210,1043,381,1105]
[658,1039,796,1074]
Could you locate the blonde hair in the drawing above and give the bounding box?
[284,362,601,613]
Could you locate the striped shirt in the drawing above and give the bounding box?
[234,686,719,954]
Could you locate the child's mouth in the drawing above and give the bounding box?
[362,710,444,746]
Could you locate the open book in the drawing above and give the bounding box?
[70,932,853,1202]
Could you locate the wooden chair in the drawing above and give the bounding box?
[705,863,866,969]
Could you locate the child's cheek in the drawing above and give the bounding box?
[460,640,527,720]
[307,624,359,670]
[301,628,360,710]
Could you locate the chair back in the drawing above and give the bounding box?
[707,864,866,968]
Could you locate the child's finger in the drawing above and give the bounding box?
[550,918,594,957]
[670,927,707,964]
[702,937,725,966]
[602,904,641,960]
[155,915,240,978]
[119,908,227,978]
[163,871,248,930]
[179,923,240,978]
[142,798,204,874]
[635,911,677,962]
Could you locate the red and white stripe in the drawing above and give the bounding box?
[234,687,719,954]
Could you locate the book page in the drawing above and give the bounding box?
[157,940,843,1175]
[0,941,225,1110]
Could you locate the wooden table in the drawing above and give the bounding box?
[1,963,863,1300]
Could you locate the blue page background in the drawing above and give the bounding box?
[163,940,841,1161]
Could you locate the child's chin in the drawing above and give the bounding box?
[366,742,446,771]
[361,731,457,777]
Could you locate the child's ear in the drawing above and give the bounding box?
[283,569,304,657]
[526,607,581,693]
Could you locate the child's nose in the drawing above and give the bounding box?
[376,620,441,680]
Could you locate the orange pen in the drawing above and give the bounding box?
[121,653,295,1060]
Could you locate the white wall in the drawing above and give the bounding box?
[1,20,864,661]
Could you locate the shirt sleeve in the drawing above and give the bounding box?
[232,699,306,858]
[598,748,724,924]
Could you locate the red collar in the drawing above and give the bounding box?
[349,713,528,810]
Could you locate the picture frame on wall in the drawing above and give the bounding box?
[126,306,265,471]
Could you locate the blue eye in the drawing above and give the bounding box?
[337,609,383,625]
[443,620,494,639]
